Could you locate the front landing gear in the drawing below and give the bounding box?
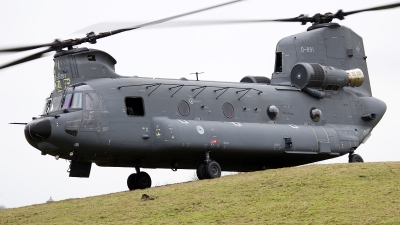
[127,168,152,190]
[196,152,222,180]
[349,153,364,163]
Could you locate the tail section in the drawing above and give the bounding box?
[271,25,372,96]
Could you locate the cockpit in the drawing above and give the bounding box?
[43,83,98,114]
[41,83,104,137]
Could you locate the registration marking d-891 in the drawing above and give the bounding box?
[300,47,314,53]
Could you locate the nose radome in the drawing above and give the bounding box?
[25,119,52,142]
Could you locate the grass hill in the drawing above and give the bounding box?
[1,162,399,224]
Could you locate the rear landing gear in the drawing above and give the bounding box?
[196,152,222,180]
[136,172,152,189]
[127,173,138,190]
[196,162,208,180]
[349,153,364,163]
[127,168,152,190]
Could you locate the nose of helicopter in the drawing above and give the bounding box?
[24,119,52,142]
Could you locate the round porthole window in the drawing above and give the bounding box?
[178,100,190,116]
[310,107,322,122]
[222,102,234,118]
[267,105,279,120]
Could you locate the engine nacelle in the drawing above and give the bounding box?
[290,63,364,91]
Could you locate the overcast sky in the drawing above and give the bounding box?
[0,0,399,208]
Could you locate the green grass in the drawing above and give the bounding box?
[1,162,400,225]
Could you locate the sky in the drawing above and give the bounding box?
[0,0,399,208]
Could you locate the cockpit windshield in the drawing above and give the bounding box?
[61,92,83,109]
[43,96,62,114]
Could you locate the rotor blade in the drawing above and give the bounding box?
[151,17,312,27]
[101,0,246,36]
[0,40,60,53]
[74,20,264,33]
[0,48,53,69]
[9,123,28,125]
[340,2,400,17]
[78,18,301,31]
[148,19,277,27]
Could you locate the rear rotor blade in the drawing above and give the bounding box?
[0,48,53,69]
[340,2,400,17]
[161,2,400,26]
[114,2,400,27]
[147,19,277,26]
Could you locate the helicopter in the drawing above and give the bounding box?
[0,0,398,195]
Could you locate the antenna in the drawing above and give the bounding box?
[191,72,204,81]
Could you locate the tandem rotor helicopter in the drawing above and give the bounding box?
[1,0,398,191]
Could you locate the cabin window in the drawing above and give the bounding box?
[310,107,322,122]
[178,100,190,116]
[267,105,279,120]
[222,102,234,118]
[274,52,283,73]
[125,97,145,116]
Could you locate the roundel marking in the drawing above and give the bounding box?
[196,125,205,134]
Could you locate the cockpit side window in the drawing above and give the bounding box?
[85,93,102,110]
[61,92,83,109]
[43,96,62,114]
[43,99,51,114]
[51,96,62,111]
[82,92,102,131]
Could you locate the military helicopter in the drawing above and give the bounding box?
[1,0,397,191]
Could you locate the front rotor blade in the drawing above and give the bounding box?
[149,19,277,27]
[0,48,53,69]
[340,2,400,17]
[151,16,312,27]
[9,123,28,125]
[79,18,301,31]
[103,0,246,35]
[75,20,270,32]
[0,40,59,53]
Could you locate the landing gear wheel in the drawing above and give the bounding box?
[349,154,364,163]
[196,162,208,180]
[127,173,138,190]
[136,172,152,189]
[205,161,221,179]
